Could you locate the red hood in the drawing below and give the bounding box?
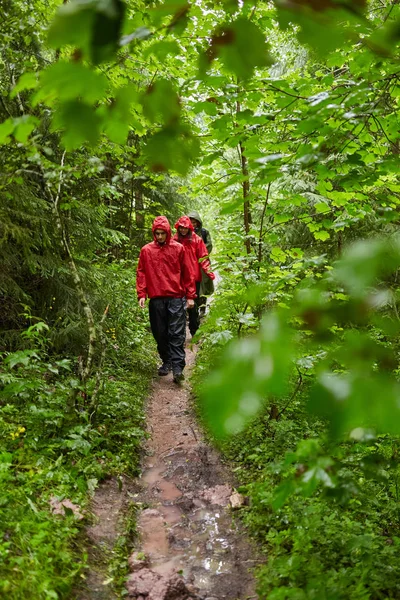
[174,216,194,231]
[152,216,171,243]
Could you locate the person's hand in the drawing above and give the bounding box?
[139,297,146,308]
[186,299,195,309]
[208,271,216,280]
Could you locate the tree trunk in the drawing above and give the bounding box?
[47,153,97,387]
[135,186,145,247]
[236,100,252,255]
[258,183,271,267]
[240,141,251,255]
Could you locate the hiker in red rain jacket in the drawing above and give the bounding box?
[173,215,215,337]
[136,216,196,383]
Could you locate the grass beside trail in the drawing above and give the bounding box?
[0,293,157,599]
[192,339,400,600]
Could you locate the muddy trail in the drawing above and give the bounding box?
[76,341,258,600]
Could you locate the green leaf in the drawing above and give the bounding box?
[101,85,140,143]
[308,372,400,439]
[0,119,15,145]
[48,0,125,65]
[315,202,329,214]
[120,26,151,45]
[200,17,271,80]
[271,480,296,510]
[209,330,234,345]
[14,116,39,143]
[270,247,287,263]
[141,79,181,125]
[276,5,358,56]
[314,230,330,241]
[143,40,180,59]
[47,0,95,54]
[143,124,200,175]
[334,237,400,297]
[5,350,40,368]
[52,100,101,149]
[91,0,126,64]
[10,72,38,97]
[149,0,190,31]
[200,312,293,439]
[33,62,108,106]
[220,196,246,215]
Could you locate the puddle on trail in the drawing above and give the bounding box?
[137,458,247,596]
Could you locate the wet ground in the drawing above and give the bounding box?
[77,339,258,600]
[128,342,257,599]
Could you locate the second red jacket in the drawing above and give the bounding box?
[173,216,215,283]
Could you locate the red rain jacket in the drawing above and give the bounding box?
[173,216,215,283]
[136,216,196,300]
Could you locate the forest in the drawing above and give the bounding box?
[1,0,400,597]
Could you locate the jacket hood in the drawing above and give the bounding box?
[187,210,202,227]
[174,215,194,231]
[152,216,171,243]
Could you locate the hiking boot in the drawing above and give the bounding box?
[158,363,171,376]
[173,371,184,384]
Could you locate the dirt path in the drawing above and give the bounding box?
[77,340,258,600]
[127,341,257,600]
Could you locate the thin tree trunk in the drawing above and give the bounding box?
[337,230,343,258]
[127,177,134,242]
[258,183,271,267]
[236,100,252,254]
[46,152,97,386]
[135,186,145,246]
[240,141,251,255]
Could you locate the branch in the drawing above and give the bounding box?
[195,172,237,192]
[261,207,336,239]
[277,370,303,419]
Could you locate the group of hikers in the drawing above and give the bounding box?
[136,211,215,384]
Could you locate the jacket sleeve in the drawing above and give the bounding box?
[180,246,197,299]
[136,249,148,299]
[197,238,215,280]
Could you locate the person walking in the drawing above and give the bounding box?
[136,216,196,383]
[187,210,214,316]
[173,216,215,337]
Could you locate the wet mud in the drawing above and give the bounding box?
[128,342,257,600]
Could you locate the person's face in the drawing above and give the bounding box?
[178,226,189,236]
[190,218,200,229]
[154,229,167,244]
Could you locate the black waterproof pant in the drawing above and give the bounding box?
[149,297,186,373]
[188,282,201,336]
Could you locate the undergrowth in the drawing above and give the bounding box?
[0,267,157,599]
[192,329,400,600]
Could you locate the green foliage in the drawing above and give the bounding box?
[202,312,294,438]
[48,0,126,65]
[199,17,272,80]
[200,235,400,442]
[0,269,156,598]
[2,0,400,597]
